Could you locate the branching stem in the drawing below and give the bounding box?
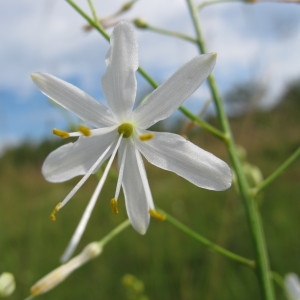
[185,0,275,298]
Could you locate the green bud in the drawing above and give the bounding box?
[133,18,149,29]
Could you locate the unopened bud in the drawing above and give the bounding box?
[121,1,136,12]
[29,242,102,297]
[133,18,149,29]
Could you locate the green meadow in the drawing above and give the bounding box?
[1,86,299,299]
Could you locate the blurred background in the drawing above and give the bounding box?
[0,0,299,299]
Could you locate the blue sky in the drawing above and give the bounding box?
[1,0,300,154]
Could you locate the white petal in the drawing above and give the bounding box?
[101,21,138,120]
[120,140,154,234]
[285,273,300,300]
[137,131,232,191]
[42,131,117,182]
[31,73,114,127]
[134,53,216,129]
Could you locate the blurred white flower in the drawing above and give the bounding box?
[285,273,300,300]
[0,272,15,298]
[32,21,231,262]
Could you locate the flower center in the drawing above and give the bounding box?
[117,123,134,138]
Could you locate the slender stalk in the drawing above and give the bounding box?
[87,0,98,23]
[162,210,255,268]
[66,0,225,140]
[136,66,158,89]
[253,147,300,195]
[66,0,110,40]
[144,24,197,44]
[98,219,131,248]
[185,0,275,299]
[179,106,225,140]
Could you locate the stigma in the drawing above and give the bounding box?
[118,123,134,138]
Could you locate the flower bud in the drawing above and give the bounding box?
[0,272,15,297]
[29,242,102,297]
[133,18,149,29]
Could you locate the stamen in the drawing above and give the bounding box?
[58,142,114,210]
[50,202,62,221]
[149,209,166,221]
[53,128,70,139]
[110,198,119,214]
[78,125,91,136]
[139,133,154,141]
[118,123,134,138]
[113,142,128,200]
[60,135,123,263]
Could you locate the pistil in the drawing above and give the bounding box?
[118,123,134,138]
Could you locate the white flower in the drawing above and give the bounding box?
[31,21,231,262]
[285,273,300,300]
[0,272,15,297]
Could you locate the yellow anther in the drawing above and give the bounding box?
[78,125,91,136]
[149,209,166,221]
[53,128,70,139]
[110,198,119,214]
[139,133,154,141]
[118,123,134,138]
[50,202,62,221]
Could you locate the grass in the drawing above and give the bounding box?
[0,96,299,299]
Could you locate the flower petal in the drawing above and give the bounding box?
[31,73,114,127]
[101,21,138,120]
[42,131,117,182]
[134,53,216,129]
[119,140,154,234]
[285,273,300,300]
[137,131,232,191]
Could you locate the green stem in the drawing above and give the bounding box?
[66,0,225,140]
[137,66,158,89]
[179,106,225,140]
[185,0,275,299]
[66,0,110,40]
[253,147,300,195]
[145,24,197,44]
[87,0,98,23]
[98,219,131,248]
[162,210,255,268]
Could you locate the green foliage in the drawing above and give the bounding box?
[0,139,64,169]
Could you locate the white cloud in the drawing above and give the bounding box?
[0,0,300,146]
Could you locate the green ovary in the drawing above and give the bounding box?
[118,123,134,138]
